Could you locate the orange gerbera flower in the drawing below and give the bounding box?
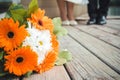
[51,34,59,53]
[35,51,57,73]
[4,47,38,76]
[0,18,28,51]
[28,8,54,32]
[35,34,59,73]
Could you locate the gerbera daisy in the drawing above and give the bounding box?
[0,18,28,51]
[51,34,59,53]
[4,47,38,76]
[27,8,54,32]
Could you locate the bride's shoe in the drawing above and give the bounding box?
[62,20,70,26]
[69,20,78,26]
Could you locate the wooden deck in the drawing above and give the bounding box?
[0,15,120,80]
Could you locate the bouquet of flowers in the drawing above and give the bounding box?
[0,0,72,78]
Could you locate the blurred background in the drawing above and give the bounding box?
[0,0,120,18]
[0,0,20,13]
[109,0,120,16]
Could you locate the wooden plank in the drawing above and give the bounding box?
[77,17,120,31]
[65,26,120,74]
[76,15,120,21]
[76,25,120,48]
[59,35,120,80]
[77,19,120,37]
[77,19,120,30]
[106,20,120,30]
[107,16,120,19]
[90,25,120,37]
[23,66,71,80]
[107,20,120,25]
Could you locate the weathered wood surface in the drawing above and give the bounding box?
[76,25,120,48]
[59,35,120,80]
[58,17,120,79]
[65,26,120,74]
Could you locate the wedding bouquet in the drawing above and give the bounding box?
[0,0,71,78]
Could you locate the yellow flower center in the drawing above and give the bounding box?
[27,33,31,37]
[7,31,14,38]
[16,57,24,63]
[39,41,43,46]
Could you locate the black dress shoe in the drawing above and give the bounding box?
[87,18,96,25]
[97,16,107,25]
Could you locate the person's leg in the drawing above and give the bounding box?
[87,0,98,25]
[99,0,110,17]
[88,0,98,19]
[66,2,74,20]
[97,0,110,25]
[56,0,68,21]
[66,2,78,26]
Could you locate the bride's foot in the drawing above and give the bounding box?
[62,20,70,26]
[69,20,78,26]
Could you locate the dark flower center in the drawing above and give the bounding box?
[16,57,24,63]
[7,31,14,38]
[38,20,43,26]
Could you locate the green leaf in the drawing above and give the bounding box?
[8,4,24,10]
[5,4,27,25]
[55,27,68,37]
[55,49,72,66]
[52,17,61,27]
[10,9,27,17]
[55,58,67,66]
[0,62,8,77]
[5,4,24,18]
[59,49,72,61]
[10,9,27,24]
[0,72,8,77]
[5,11,11,18]
[0,51,4,60]
[27,0,39,17]
[52,17,68,37]
[24,71,33,77]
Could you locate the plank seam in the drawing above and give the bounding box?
[63,64,75,80]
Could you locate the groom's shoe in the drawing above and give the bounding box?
[97,16,107,25]
[87,18,96,25]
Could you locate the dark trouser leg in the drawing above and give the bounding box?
[87,0,98,25]
[87,0,98,18]
[99,0,111,17]
[96,0,110,25]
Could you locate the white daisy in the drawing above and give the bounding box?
[23,22,52,64]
